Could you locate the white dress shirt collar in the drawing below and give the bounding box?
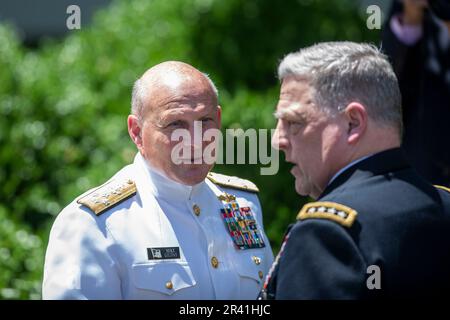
[133,152,204,201]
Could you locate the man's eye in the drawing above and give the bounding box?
[287,120,303,133]
[167,120,182,128]
[287,120,302,127]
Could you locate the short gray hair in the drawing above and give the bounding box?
[131,72,219,119]
[278,41,402,135]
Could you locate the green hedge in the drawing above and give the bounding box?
[0,0,379,299]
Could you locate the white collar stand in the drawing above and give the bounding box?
[134,152,204,201]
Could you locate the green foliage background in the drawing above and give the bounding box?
[0,0,379,299]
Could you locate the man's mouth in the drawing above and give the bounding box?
[179,158,203,163]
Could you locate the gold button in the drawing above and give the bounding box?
[165,281,173,290]
[211,256,219,268]
[258,271,264,279]
[252,256,261,265]
[193,204,201,216]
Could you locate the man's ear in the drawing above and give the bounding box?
[128,114,143,151]
[343,102,368,145]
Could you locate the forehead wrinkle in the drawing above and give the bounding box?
[150,78,217,106]
[275,102,305,120]
[160,102,212,120]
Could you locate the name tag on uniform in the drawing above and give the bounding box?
[147,247,180,260]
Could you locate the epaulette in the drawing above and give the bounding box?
[77,178,137,216]
[296,201,357,228]
[435,185,450,193]
[207,172,259,193]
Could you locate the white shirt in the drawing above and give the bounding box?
[42,153,274,300]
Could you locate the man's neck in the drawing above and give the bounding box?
[326,131,401,194]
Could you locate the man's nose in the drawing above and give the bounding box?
[272,121,289,151]
[187,122,204,151]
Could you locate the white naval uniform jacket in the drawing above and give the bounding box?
[42,153,274,299]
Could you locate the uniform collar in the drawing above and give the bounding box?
[327,154,373,187]
[133,152,205,202]
[319,147,410,199]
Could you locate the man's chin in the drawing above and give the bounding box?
[294,179,308,197]
[174,164,212,186]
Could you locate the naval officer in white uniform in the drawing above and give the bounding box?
[42,61,274,299]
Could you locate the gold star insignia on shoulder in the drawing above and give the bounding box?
[434,185,450,193]
[77,178,137,216]
[207,172,259,193]
[297,201,357,228]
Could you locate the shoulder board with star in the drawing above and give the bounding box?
[207,172,259,193]
[296,201,358,228]
[77,178,137,216]
[435,185,450,193]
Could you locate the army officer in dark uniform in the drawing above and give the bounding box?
[261,41,450,299]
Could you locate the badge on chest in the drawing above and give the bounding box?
[218,193,266,250]
[147,247,181,260]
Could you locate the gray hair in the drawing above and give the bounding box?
[131,72,219,119]
[278,41,403,135]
